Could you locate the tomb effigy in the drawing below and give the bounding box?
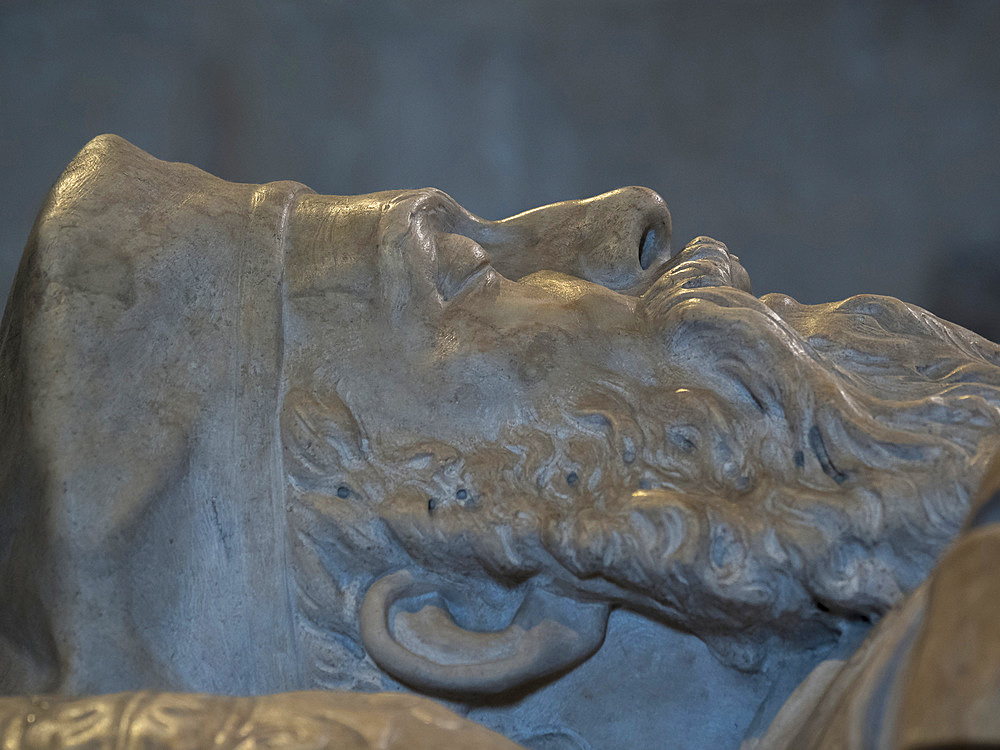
[1,135,998,749]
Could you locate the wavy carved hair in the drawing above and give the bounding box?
[281,281,1000,672]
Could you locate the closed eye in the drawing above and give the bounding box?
[434,232,497,301]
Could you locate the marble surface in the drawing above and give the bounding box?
[2,135,1000,748]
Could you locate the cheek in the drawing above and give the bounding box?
[443,328,578,397]
[516,332,564,385]
[367,349,533,445]
[436,313,648,411]
[412,283,651,435]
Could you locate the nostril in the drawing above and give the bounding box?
[639,226,658,270]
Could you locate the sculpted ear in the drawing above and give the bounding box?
[360,570,609,696]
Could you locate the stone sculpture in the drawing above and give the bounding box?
[1,134,999,748]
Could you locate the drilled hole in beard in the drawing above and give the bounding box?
[639,226,658,270]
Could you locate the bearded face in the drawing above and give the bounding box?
[278,185,1000,691]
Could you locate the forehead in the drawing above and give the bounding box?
[284,191,400,299]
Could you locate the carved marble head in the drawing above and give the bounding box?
[4,136,1000,730]
[278,172,1000,694]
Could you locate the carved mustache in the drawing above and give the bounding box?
[643,236,753,297]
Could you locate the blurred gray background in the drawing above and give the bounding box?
[3,0,1000,336]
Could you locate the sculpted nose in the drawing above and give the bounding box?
[480,186,673,294]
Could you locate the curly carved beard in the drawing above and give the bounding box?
[281,237,1000,672]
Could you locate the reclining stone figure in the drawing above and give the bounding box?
[1,134,998,748]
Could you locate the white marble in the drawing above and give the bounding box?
[2,135,1000,748]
